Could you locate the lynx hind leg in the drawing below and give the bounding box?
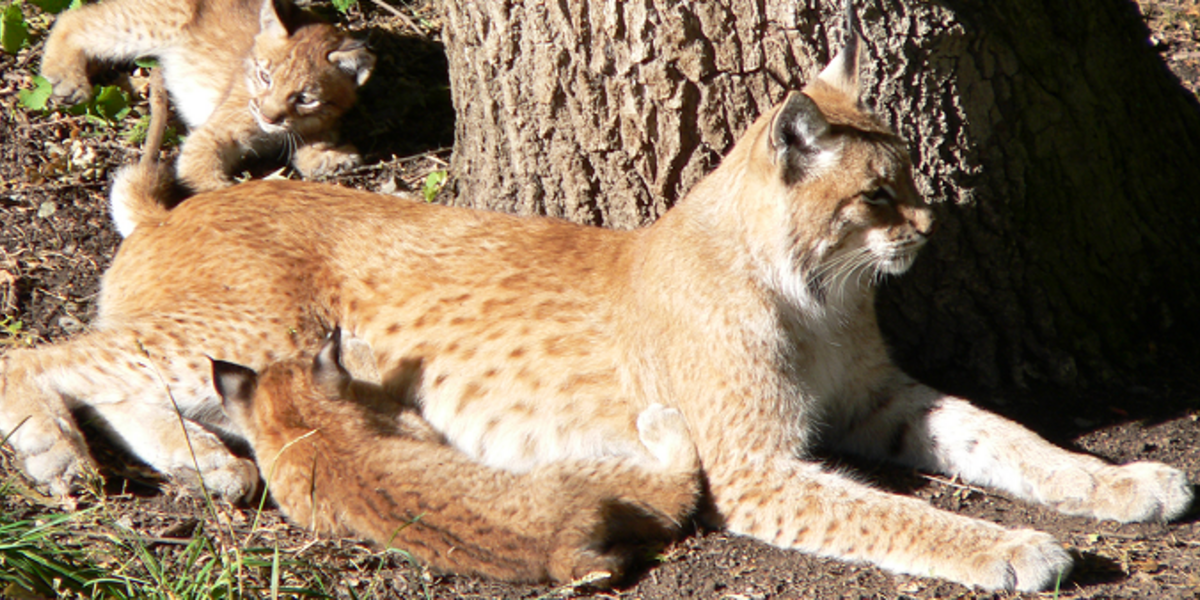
[0,351,95,497]
[0,330,257,501]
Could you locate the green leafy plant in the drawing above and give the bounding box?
[422,170,447,203]
[0,316,34,346]
[16,73,52,111]
[67,84,132,124]
[124,113,178,146]
[1,2,29,54]
[20,79,132,125]
[331,0,357,13]
[28,0,79,14]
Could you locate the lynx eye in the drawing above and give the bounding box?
[292,92,321,111]
[255,64,272,87]
[864,185,895,207]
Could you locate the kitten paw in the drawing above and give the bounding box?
[293,144,361,178]
[973,529,1073,592]
[40,70,93,107]
[635,403,698,472]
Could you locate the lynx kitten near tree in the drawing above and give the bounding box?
[210,330,701,583]
[1,0,1191,591]
[39,0,374,220]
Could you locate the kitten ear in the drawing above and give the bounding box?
[258,0,289,40]
[816,0,863,104]
[329,39,376,87]
[211,358,259,416]
[312,327,352,396]
[770,92,837,181]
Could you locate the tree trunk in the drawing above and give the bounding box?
[439,0,1200,394]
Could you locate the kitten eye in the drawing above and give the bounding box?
[864,185,895,207]
[255,65,272,87]
[292,92,321,111]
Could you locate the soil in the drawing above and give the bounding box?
[1,1,1198,599]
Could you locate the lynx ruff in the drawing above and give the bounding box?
[2,2,1192,592]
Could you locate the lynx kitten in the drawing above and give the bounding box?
[1,0,1191,592]
[211,331,700,583]
[40,0,374,212]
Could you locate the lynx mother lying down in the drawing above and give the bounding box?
[0,3,1192,592]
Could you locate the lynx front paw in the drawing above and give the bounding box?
[1064,462,1194,522]
[963,529,1073,592]
[636,403,697,472]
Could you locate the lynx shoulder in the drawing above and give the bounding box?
[40,0,374,218]
[2,0,1191,593]
[211,332,701,584]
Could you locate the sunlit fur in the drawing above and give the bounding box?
[6,6,1192,594]
[40,0,373,200]
[212,335,700,584]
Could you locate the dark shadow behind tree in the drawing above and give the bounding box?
[438,0,1200,405]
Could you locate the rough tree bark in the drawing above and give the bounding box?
[439,0,1200,394]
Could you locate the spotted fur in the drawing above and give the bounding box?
[4,0,1191,592]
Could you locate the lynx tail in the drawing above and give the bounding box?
[109,67,180,237]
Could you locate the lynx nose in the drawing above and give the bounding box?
[259,99,289,127]
[910,206,935,238]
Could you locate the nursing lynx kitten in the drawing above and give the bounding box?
[1,0,1191,592]
[211,332,700,583]
[40,0,374,212]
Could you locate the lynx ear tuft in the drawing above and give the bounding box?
[329,39,376,87]
[770,92,836,182]
[312,327,352,395]
[816,0,863,104]
[211,358,258,408]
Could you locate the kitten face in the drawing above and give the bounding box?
[245,23,374,138]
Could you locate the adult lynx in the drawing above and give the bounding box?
[211,332,700,583]
[1,0,1191,591]
[40,0,374,207]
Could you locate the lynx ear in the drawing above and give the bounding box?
[770,92,837,181]
[258,0,289,39]
[312,327,352,396]
[211,358,259,411]
[816,0,863,103]
[329,39,376,87]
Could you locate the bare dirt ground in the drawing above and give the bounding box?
[1,1,1198,599]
